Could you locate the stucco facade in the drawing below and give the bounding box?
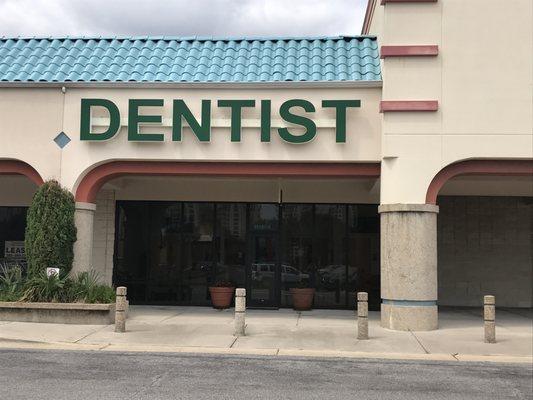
[0,0,532,331]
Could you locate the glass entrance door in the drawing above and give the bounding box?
[248,204,279,308]
[249,234,278,307]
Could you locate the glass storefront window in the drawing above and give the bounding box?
[249,204,279,307]
[178,203,214,306]
[114,202,152,303]
[0,207,28,271]
[280,204,313,307]
[347,204,380,308]
[314,205,347,308]
[215,203,247,288]
[249,203,278,232]
[114,201,379,309]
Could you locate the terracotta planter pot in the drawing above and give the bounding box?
[209,287,235,309]
[290,288,315,311]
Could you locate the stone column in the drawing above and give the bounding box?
[72,202,96,275]
[379,204,439,331]
[357,292,369,340]
[115,286,127,333]
[234,288,246,336]
[484,295,496,343]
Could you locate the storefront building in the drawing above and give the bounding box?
[0,0,531,331]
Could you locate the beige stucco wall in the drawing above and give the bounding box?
[108,176,379,204]
[0,88,64,181]
[60,86,382,192]
[370,0,533,204]
[92,189,116,285]
[0,85,382,193]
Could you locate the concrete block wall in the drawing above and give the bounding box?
[438,196,532,308]
[92,190,116,285]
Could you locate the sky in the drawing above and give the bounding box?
[0,0,367,38]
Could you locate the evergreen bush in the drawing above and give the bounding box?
[24,180,77,277]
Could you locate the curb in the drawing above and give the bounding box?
[0,340,531,364]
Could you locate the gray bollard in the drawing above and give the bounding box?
[357,292,369,340]
[115,286,127,333]
[234,288,246,336]
[484,295,496,343]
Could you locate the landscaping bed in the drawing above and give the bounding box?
[0,181,120,325]
[0,301,115,324]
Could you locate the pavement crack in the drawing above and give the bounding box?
[229,336,238,348]
[131,371,170,399]
[74,324,110,344]
[451,353,459,361]
[159,310,187,323]
[409,330,430,354]
[296,312,302,327]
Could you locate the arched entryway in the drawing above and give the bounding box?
[428,159,533,310]
[73,160,382,309]
[0,159,43,267]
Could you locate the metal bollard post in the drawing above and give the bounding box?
[357,292,369,340]
[115,286,127,333]
[484,295,496,343]
[234,288,246,336]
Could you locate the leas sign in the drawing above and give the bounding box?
[80,98,361,144]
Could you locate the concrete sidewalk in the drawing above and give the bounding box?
[0,306,531,363]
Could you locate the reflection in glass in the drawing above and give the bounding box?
[314,205,347,308]
[114,201,380,309]
[280,204,313,307]
[114,202,151,303]
[249,204,278,307]
[250,204,278,232]
[250,236,277,306]
[177,203,214,305]
[0,207,28,270]
[347,205,380,308]
[215,203,246,287]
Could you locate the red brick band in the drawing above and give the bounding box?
[380,100,438,112]
[380,45,438,58]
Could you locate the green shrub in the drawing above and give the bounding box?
[21,271,69,303]
[70,271,116,304]
[85,284,116,304]
[0,264,25,302]
[25,180,77,277]
[0,268,116,304]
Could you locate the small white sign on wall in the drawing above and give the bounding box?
[46,268,60,277]
[4,241,25,259]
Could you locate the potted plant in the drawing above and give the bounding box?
[209,281,235,309]
[290,280,315,311]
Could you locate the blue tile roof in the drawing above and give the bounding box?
[0,36,381,83]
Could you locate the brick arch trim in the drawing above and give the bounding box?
[75,161,381,204]
[76,160,381,203]
[0,159,44,186]
[426,159,533,204]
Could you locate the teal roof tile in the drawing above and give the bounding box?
[0,36,381,83]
